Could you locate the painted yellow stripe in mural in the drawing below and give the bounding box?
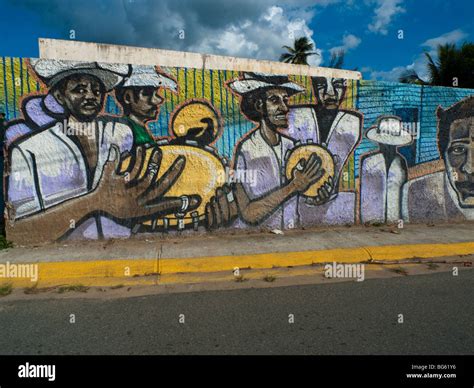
[2,241,473,288]
[21,57,28,94]
[175,67,184,102]
[194,68,202,99]
[203,70,211,101]
[13,57,22,96]
[4,58,15,115]
[228,70,239,114]
[0,58,5,110]
[26,58,39,93]
[182,68,192,103]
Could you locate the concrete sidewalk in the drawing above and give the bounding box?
[0,222,473,287]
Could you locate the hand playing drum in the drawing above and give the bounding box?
[285,144,336,206]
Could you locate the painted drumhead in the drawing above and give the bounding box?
[285,144,335,197]
[170,100,220,146]
[120,144,226,227]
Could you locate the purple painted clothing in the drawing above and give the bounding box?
[360,153,407,224]
[5,94,65,148]
[8,117,134,240]
[287,107,361,225]
[287,107,361,184]
[401,171,473,223]
[234,129,298,230]
[298,192,356,227]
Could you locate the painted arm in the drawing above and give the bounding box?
[234,153,325,225]
[6,145,200,245]
[6,188,104,245]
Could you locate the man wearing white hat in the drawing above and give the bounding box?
[360,115,413,224]
[6,59,199,244]
[4,59,132,148]
[115,65,178,146]
[228,72,326,230]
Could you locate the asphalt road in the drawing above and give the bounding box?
[0,271,472,355]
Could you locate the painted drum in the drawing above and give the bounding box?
[171,100,220,145]
[120,144,226,229]
[285,144,335,198]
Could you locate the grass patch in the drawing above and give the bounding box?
[388,266,409,276]
[262,275,276,282]
[24,284,57,294]
[57,284,89,294]
[427,262,440,270]
[0,283,13,297]
[24,284,40,294]
[234,275,247,283]
[0,236,13,250]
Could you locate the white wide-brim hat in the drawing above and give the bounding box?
[31,59,130,92]
[366,115,413,146]
[121,65,178,92]
[228,72,305,96]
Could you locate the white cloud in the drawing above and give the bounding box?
[369,66,409,82]
[330,34,361,54]
[12,0,335,66]
[421,29,468,52]
[368,55,430,83]
[368,0,405,35]
[216,27,259,56]
[368,28,469,82]
[188,5,323,66]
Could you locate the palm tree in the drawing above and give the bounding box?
[280,37,319,65]
[398,69,427,85]
[327,50,345,69]
[399,42,474,88]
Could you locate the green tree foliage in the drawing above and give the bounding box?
[400,42,474,88]
[279,37,319,65]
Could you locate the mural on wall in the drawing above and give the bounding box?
[360,115,412,224]
[0,57,473,244]
[402,96,474,222]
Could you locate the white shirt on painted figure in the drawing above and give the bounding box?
[7,118,134,240]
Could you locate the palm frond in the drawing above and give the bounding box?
[279,36,317,65]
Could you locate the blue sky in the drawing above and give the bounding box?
[0,0,472,81]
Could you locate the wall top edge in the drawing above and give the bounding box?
[38,38,362,80]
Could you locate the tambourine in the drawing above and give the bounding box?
[170,100,221,146]
[120,141,226,230]
[285,143,335,198]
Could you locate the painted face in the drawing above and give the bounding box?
[263,89,290,129]
[314,77,345,109]
[128,87,164,122]
[445,117,474,207]
[58,75,105,122]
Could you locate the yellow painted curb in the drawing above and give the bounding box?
[159,241,474,274]
[0,241,473,288]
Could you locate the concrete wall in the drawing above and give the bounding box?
[39,39,362,80]
[1,56,473,245]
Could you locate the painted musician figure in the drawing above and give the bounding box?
[115,65,237,232]
[286,76,362,225]
[229,72,329,230]
[6,59,201,244]
[115,65,178,146]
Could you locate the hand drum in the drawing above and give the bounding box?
[285,144,335,198]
